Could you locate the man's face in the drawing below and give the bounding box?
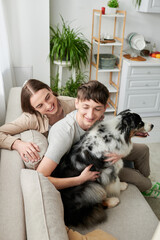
[75,98,107,130]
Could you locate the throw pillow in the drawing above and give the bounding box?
[20,130,48,169]
[20,169,68,240]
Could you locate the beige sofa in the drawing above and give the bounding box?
[0,87,159,240]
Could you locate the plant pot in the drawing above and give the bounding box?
[106,6,117,14]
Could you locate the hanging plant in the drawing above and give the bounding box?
[133,0,142,8]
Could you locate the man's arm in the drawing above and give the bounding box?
[37,156,100,190]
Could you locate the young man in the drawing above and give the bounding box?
[37,80,160,198]
[37,80,110,189]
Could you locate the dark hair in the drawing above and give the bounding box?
[77,80,109,106]
[21,79,58,115]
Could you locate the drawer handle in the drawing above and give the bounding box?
[145,84,149,87]
[147,72,151,74]
[142,101,146,105]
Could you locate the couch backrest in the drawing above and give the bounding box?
[5,87,22,123]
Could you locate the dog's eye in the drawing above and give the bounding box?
[138,122,144,127]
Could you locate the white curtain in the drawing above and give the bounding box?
[0,0,15,125]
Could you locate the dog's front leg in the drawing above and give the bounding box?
[120,182,128,191]
[102,197,120,208]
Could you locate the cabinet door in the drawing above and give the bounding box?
[126,92,160,114]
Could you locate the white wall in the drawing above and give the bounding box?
[3,0,50,86]
[50,0,160,52]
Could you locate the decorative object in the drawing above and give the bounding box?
[50,16,90,71]
[123,54,146,61]
[94,54,117,69]
[101,7,105,14]
[106,0,119,14]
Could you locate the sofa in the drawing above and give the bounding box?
[0,87,159,240]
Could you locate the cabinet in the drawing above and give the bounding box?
[117,58,160,117]
[137,0,160,13]
[89,9,126,115]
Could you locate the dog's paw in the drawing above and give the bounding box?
[120,182,128,191]
[103,197,120,208]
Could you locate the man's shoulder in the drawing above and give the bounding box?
[50,111,77,131]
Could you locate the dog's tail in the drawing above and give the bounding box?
[64,204,107,227]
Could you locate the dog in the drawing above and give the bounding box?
[52,109,154,227]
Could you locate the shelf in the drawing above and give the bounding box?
[105,103,115,113]
[93,39,122,47]
[90,9,126,115]
[106,85,117,93]
[97,67,120,73]
[95,13,125,18]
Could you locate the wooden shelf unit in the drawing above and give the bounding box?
[89,9,126,115]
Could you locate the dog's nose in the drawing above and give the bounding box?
[151,124,154,129]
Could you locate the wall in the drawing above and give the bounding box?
[50,0,160,54]
[3,0,50,86]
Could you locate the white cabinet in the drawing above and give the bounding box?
[118,58,160,117]
[137,0,160,13]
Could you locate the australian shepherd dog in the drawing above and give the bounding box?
[52,110,154,227]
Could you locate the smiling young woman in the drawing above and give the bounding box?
[0,79,76,161]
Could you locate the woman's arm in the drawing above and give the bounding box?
[37,156,100,190]
[0,113,48,161]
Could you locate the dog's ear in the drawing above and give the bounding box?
[118,109,131,116]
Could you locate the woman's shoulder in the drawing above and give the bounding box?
[20,112,49,132]
[57,96,76,115]
[57,95,75,101]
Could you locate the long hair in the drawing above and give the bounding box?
[21,79,58,115]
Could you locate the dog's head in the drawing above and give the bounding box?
[117,109,154,143]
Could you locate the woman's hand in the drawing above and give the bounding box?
[79,165,100,184]
[12,139,40,162]
[104,153,124,164]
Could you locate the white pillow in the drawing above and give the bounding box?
[20,130,48,169]
[20,169,69,240]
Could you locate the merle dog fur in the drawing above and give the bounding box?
[52,109,153,227]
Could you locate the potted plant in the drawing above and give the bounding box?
[106,0,119,14]
[51,71,87,97]
[50,17,90,71]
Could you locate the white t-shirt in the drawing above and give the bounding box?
[45,111,85,164]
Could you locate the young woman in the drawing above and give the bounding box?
[0,79,101,185]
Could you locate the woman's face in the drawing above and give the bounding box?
[30,88,58,116]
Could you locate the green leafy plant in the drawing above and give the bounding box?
[133,0,141,8]
[107,0,119,8]
[50,17,90,71]
[51,72,87,97]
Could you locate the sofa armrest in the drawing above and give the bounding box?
[152,222,160,240]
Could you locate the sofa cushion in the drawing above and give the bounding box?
[20,130,48,169]
[20,169,68,240]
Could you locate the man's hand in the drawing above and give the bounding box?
[104,153,124,164]
[12,139,40,162]
[79,164,100,184]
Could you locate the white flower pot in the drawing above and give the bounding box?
[106,6,117,14]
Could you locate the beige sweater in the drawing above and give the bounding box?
[0,96,76,150]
